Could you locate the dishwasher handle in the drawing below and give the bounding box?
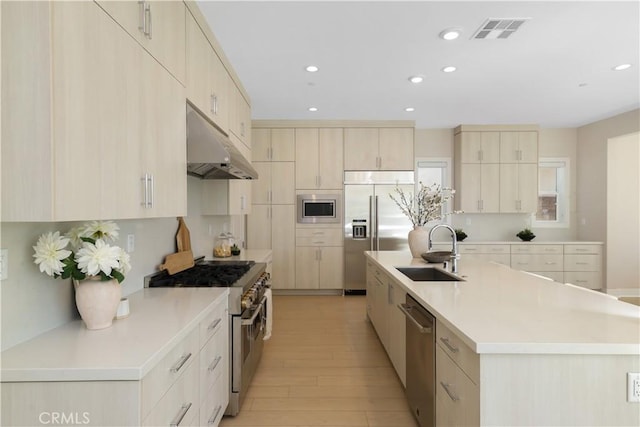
[398,303,433,334]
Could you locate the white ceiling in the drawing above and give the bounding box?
[197,1,640,129]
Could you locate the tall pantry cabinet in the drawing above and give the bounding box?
[1,1,186,221]
[247,129,296,289]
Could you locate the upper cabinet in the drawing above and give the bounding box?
[295,128,344,190]
[229,84,252,151]
[1,1,186,221]
[454,125,539,214]
[344,127,414,171]
[185,11,229,132]
[252,128,295,162]
[95,0,186,84]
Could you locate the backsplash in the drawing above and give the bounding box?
[0,176,240,351]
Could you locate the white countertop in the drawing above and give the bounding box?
[0,288,228,382]
[366,251,639,355]
[433,240,603,245]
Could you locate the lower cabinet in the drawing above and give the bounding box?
[365,261,405,386]
[295,228,343,290]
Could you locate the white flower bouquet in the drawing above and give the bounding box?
[390,182,458,227]
[33,221,131,283]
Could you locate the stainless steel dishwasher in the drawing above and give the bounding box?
[399,294,436,427]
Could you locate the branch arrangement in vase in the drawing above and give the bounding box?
[389,182,460,227]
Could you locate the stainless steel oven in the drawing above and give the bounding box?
[234,291,267,405]
[297,194,341,224]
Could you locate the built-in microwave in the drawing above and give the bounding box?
[296,194,342,224]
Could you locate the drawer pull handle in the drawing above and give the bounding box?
[440,382,460,402]
[170,353,192,373]
[208,355,223,372]
[170,402,192,427]
[440,337,459,353]
[576,262,589,265]
[575,280,587,283]
[208,318,222,332]
[544,262,557,265]
[208,405,223,425]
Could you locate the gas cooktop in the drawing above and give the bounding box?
[148,260,256,288]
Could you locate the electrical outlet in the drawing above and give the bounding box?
[465,218,472,226]
[0,249,8,280]
[628,373,640,402]
[127,234,135,253]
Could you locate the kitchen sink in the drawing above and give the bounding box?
[395,267,464,282]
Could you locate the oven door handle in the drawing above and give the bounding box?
[241,295,267,326]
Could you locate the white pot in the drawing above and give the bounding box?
[408,226,430,258]
[74,277,121,330]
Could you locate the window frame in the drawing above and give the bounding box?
[415,157,453,225]
[532,157,570,229]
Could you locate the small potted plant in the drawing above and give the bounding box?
[231,243,241,256]
[516,228,536,242]
[454,228,467,242]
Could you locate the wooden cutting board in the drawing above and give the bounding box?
[159,217,194,275]
[176,217,191,252]
[159,250,194,275]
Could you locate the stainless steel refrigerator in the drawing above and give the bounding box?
[344,171,415,292]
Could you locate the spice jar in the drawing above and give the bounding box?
[213,233,233,258]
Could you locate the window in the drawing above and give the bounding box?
[416,158,452,223]
[533,158,569,228]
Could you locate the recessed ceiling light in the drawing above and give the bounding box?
[578,83,588,87]
[405,107,415,112]
[612,63,632,71]
[439,28,461,40]
[308,107,318,112]
[305,65,319,72]
[442,66,457,73]
[408,75,424,84]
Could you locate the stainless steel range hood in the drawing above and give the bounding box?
[186,103,258,179]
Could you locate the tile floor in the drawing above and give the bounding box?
[219,295,418,427]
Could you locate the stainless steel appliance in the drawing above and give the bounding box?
[145,259,270,416]
[297,194,341,224]
[399,294,436,427]
[344,171,414,291]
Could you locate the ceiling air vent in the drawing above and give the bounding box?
[472,18,529,39]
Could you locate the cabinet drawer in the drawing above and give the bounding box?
[296,228,342,246]
[459,244,509,254]
[436,321,479,384]
[199,316,228,399]
[199,301,227,349]
[200,370,229,427]
[143,353,199,427]
[141,327,199,418]
[564,244,602,255]
[511,254,563,272]
[435,345,479,427]
[564,254,601,272]
[511,244,563,254]
[564,272,603,289]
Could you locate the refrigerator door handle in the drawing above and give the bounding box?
[369,195,374,251]
[375,195,379,251]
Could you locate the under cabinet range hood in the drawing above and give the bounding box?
[186,103,258,179]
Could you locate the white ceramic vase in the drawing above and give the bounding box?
[74,277,121,330]
[408,226,430,258]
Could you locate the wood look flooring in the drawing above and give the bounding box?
[219,295,418,427]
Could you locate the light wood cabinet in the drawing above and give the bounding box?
[229,83,251,151]
[456,163,500,213]
[344,127,414,170]
[500,131,538,163]
[499,163,538,213]
[295,228,343,289]
[456,131,500,163]
[252,128,295,161]
[247,205,295,290]
[251,162,295,205]
[436,345,480,427]
[95,0,186,84]
[186,11,229,132]
[1,1,186,221]
[295,128,344,189]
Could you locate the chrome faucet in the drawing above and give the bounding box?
[428,224,459,273]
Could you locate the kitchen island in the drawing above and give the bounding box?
[366,250,640,426]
